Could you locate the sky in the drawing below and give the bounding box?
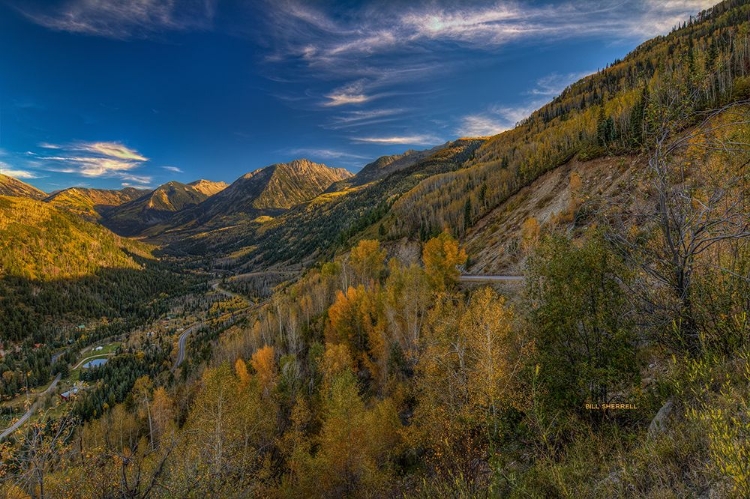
[0,0,719,192]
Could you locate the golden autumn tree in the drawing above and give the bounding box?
[250,345,277,398]
[293,366,401,498]
[407,287,524,489]
[461,287,521,441]
[171,362,275,496]
[521,217,540,253]
[383,260,431,364]
[325,285,389,392]
[422,230,467,292]
[407,293,476,482]
[348,239,386,288]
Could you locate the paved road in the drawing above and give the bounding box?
[458,274,525,282]
[173,282,258,371]
[172,322,202,371]
[0,373,62,440]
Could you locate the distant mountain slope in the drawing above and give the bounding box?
[45,186,149,221]
[0,173,46,200]
[103,181,219,236]
[165,139,484,268]
[351,148,438,186]
[153,159,352,236]
[243,159,352,210]
[188,179,228,196]
[0,196,151,281]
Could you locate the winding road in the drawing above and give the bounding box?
[0,373,62,441]
[172,280,253,371]
[172,323,202,371]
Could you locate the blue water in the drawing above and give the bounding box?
[82,358,108,368]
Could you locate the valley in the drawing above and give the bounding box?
[0,1,749,497]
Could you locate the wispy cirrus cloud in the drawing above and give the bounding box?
[457,101,545,137]
[352,135,443,146]
[526,71,593,97]
[458,70,593,137]
[17,0,217,39]
[266,1,717,76]
[289,148,368,161]
[324,80,373,107]
[261,0,714,145]
[162,166,183,173]
[37,141,152,185]
[325,108,406,130]
[457,115,510,138]
[0,162,40,179]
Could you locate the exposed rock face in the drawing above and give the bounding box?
[188,179,228,196]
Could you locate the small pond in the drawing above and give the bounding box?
[82,358,108,369]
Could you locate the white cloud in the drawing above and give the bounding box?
[324,80,373,107]
[457,100,546,137]
[121,180,153,188]
[527,71,593,97]
[326,108,405,129]
[268,1,719,78]
[120,174,153,185]
[76,142,147,161]
[37,141,150,181]
[163,166,183,173]
[20,0,217,39]
[457,115,509,137]
[0,163,39,179]
[289,148,368,161]
[352,135,443,145]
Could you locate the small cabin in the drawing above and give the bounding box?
[60,387,79,401]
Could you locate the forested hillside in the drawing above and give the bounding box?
[1,1,749,498]
[0,196,150,281]
[0,196,189,399]
[0,174,46,200]
[151,0,750,272]
[170,139,484,269]
[382,0,750,241]
[102,181,220,236]
[45,187,148,222]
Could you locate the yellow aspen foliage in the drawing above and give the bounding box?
[325,284,389,388]
[349,239,386,287]
[151,386,175,447]
[250,345,277,398]
[322,342,354,386]
[384,260,431,360]
[422,230,467,292]
[235,357,251,387]
[325,286,365,347]
[295,370,399,498]
[568,171,583,216]
[461,287,517,424]
[407,288,525,480]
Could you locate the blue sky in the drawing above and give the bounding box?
[0,0,717,192]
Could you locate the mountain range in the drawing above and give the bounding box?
[2,0,750,278]
[2,2,750,496]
